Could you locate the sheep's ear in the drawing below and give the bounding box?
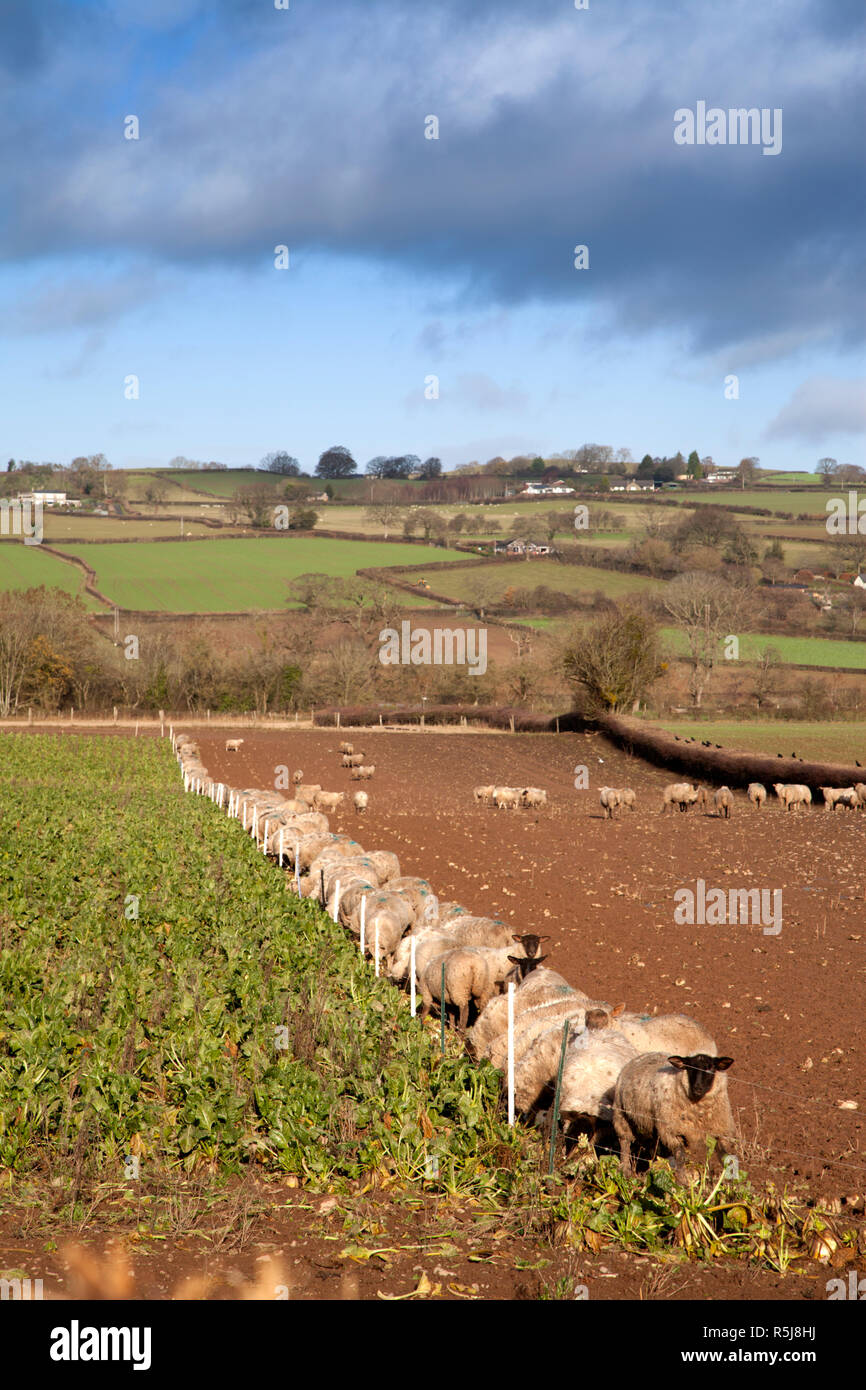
[611,1003,625,1017]
[668,1056,687,1070]
[535,954,549,965]
[512,934,523,944]
[507,955,522,966]
[714,1056,734,1071]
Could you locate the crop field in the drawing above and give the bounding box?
[690,489,839,516]
[0,733,515,1182]
[56,537,466,611]
[41,517,232,542]
[0,542,104,609]
[427,558,659,604]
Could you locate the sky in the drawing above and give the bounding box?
[1,0,863,474]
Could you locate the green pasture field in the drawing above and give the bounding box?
[0,542,105,610]
[648,719,866,764]
[57,537,466,612]
[0,733,512,1180]
[660,627,866,670]
[689,489,840,516]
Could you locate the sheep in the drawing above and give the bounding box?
[521,787,548,809]
[599,787,621,819]
[340,754,354,768]
[468,968,574,1062]
[661,783,706,814]
[361,849,401,883]
[821,786,857,812]
[446,916,517,950]
[613,1052,736,1178]
[773,782,812,811]
[713,786,734,819]
[347,753,365,768]
[353,791,368,813]
[339,742,354,755]
[595,1010,717,1058]
[558,1028,639,1139]
[747,782,766,808]
[617,788,637,811]
[388,930,454,984]
[354,891,413,957]
[292,769,304,786]
[513,1006,629,1117]
[225,738,244,753]
[296,784,322,803]
[352,765,375,781]
[493,786,520,810]
[474,785,496,806]
[856,783,866,809]
[386,876,436,917]
[314,790,345,813]
[420,948,496,1031]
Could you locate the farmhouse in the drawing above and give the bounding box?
[504,538,552,556]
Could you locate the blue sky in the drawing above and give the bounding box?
[1,0,863,473]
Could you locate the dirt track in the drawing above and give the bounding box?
[202,727,866,1205]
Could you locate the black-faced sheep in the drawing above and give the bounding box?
[613,1052,736,1178]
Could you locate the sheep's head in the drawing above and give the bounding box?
[512,932,551,959]
[669,1054,733,1102]
[506,954,549,981]
[585,1003,625,1031]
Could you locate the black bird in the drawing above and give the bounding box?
[856,760,861,768]
[777,753,783,758]
[715,744,722,750]
[791,753,797,759]
[674,735,680,741]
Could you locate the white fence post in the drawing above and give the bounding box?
[410,935,417,1018]
[507,982,516,1127]
[360,895,366,955]
[278,828,284,867]
[332,880,341,924]
[294,844,301,894]
[374,919,380,977]
[263,819,270,854]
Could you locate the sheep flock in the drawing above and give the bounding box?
[174,732,740,1178]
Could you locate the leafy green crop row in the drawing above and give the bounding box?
[0,733,518,1184]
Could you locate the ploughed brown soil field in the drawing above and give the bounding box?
[202,728,866,1209]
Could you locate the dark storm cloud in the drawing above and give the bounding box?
[2,0,863,361]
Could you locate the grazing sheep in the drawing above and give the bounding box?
[713,786,734,819]
[447,916,517,950]
[420,948,496,1031]
[855,782,866,809]
[356,765,376,780]
[358,892,414,958]
[617,788,637,811]
[613,1052,736,1178]
[602,1010,717,1058]
[388,929,454,984]
[747,782,766,808]
[292,769,304,786]
[773,782,812,811]
[821,785,857,811]
[296,784,322,803]
[493,786,520,810]
[521,787,548,809]
[225,738,244,753]
[474,785,496,806]
[353,791,368,813]
[558,1029,639,1139]
[468,968,574,1062]
[347,753,365,768]
[314,790,345,813]
[513,1004,627,1116]
[361,849,401,883]
[340,754,354,768]
[599,787,621,819]
[661,782,701,814]
[339,742,354,755]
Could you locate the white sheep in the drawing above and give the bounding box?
[558,1029,639,1139]
[599,787,621,819]
[773,782,812,811]
[600,1010,717,1058]
[713,786,734,819]
[352,765,375,781]
[292,769,304,786]
[821,785,857,811]
[353,791,368,813]
[225,738,244,753]
[314,790,345,812]
[613,1052,737,1178]
[747,782,766,808]
[339,742,354,755]
[474,785,496,806]
[661,782,701,814]
[420,948,496,1031]
[521,787,548,809]
[493,786,520,810]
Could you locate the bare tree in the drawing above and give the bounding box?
[662,572,749,707]
[560,603,663,712]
